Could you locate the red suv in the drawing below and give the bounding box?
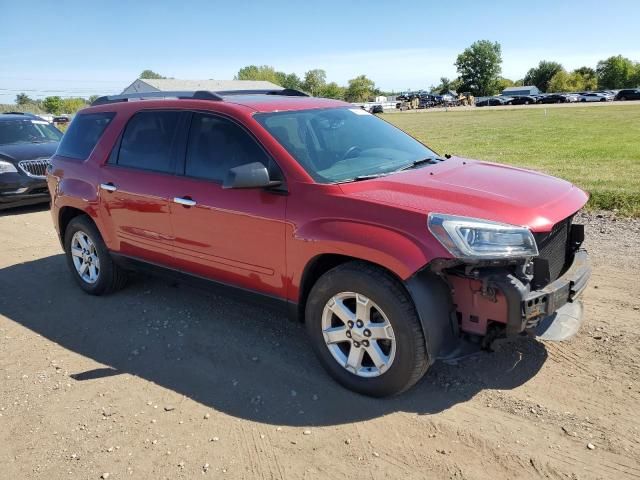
[47,89,591,396]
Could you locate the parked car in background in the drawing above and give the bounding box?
[579,93,611,102]
[53,115,71,124]
[47,89,591,397]
[0,112,62,210]
[509,95,538,105]
[538,94,571,104]
[370,105,384,114]
[476,97,508,107]
[615,89,640,101]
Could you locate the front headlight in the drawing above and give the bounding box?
[0,160,18,174]
[428,213,538,260]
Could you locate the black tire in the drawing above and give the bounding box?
[620,96,626,101]
[305,262,429,397]
[64,215,127,295]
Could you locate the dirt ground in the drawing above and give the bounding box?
[0,207,638,480]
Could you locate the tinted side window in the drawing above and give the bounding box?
[118,111,181,173]
[185,113,272,182]
[56,112,115,159]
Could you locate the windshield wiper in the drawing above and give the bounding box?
[396,156,446,172]
[343,173,390,183]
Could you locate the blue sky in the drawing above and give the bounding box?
[1,0,639,103]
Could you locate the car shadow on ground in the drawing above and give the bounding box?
[0,255,548,427]
[0,203,50,217]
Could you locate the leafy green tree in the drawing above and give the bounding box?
[235,65,279,84]
[547,70,571,92]
[523,61,564,92]
[62,98,88,113]
[88,95,101,104]
[454,40,503,96]
[302,69,327,96]
[42,96,64,114]
[15,93,33,106]
[344,75,375,102]
[572,67,598,90]
[547,69,598,92]
[596,55,636,89]
[275,72,302,90]
[496,77,515,92]
[139,69,166,79]
[631,64,640,87]
[321,82,345,100]
[435,77,452,94]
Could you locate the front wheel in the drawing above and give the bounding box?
[305,262,429,397]
[64,215,128,295]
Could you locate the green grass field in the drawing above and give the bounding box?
[384,104,640,216]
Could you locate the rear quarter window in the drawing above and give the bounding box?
[56,112,115,160]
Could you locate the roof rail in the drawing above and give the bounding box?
[91,90,223,106]
[2,111,37,116]
[90,88,311,106]
[218,88,309,97]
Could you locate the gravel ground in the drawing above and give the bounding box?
[0,207,638,479]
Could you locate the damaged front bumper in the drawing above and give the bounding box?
[447,249,591,342]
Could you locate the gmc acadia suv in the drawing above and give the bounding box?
[47,89,591,397]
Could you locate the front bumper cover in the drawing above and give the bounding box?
[0,171,49,209]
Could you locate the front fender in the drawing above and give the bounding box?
[294,219,430,280]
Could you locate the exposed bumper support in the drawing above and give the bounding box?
[487,249,591,338]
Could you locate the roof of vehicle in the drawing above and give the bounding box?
[89,90,350,114]
[0,112,41,121]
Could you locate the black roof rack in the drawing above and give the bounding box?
[90,88,310,106]
[91,90,223,106]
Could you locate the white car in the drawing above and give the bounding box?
[579,93,611,102]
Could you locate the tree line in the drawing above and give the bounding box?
[429,42,640,96]
[234,43,640,98]
[11,51,640,114]
[234,65,377,102]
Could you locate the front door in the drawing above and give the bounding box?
[168,112,287,298]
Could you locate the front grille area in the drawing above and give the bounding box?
[18,158,50,178]
[534,217,572,281]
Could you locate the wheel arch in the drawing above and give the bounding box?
[297,255,459,367]
[58,206,95,247]
[296,254,408,323]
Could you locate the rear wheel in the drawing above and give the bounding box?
[620,96,627,101]
[64,216,127,295]
[305,262,429,397]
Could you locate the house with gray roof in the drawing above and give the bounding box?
[122,78,283,94]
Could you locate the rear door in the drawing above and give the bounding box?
[98,110,188,265]
[167,111,287,298]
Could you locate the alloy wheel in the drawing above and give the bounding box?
[321,292,396,377]
[70,230,100,284]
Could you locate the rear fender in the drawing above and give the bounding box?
[54,178,102,241]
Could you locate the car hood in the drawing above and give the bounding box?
[0,142,58,163]
[339,157,588,232]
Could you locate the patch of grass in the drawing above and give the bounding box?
[384,105,640,216]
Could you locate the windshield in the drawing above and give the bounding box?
[255,107,438,183]
[0,119,63,145]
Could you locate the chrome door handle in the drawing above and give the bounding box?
[100,183,117,192]
[173,197,196,207]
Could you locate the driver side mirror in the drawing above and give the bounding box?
[222,162,282,189]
